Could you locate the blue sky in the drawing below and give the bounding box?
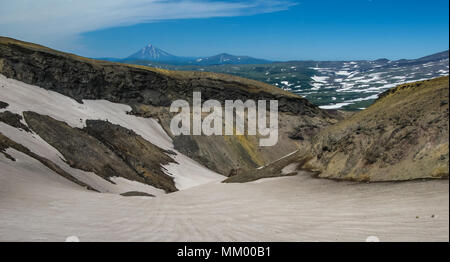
[1,0,448,60]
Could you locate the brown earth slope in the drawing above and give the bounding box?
[301,76,449,181]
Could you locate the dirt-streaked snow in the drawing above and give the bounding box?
[0,154,448,241]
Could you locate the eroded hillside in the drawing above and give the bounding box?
[301,76,449,181]
[0,36,337,177]
[2,36,446,186]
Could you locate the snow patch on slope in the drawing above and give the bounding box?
[0,74,223,191]
[0,122,165,195]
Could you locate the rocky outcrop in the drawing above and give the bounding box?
[301,76,449,181]
[23,111,142,181]
[22,111,178,192]
[0,111,30,132]
[0,132,96,191]
[84,120,177,192]
[0,101,8,109]
[223,150,308,183]
[120,191,155,197]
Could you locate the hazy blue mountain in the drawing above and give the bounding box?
[126,43,190,63]
[395,50,449,66]
[120,43,270,65]
[186,53,270,65]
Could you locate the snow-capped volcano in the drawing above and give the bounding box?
[127,43,182,62]
[125,43,269,65]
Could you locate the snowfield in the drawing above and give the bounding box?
[299,57,449,109]
[311,75,329,83]
[0,158,448,241]
[319,102,352,110]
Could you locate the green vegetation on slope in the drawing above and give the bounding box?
[302,76,449,181]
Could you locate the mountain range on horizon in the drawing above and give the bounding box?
[99,42,272,65]
[103,47,449,111]
[98,42,449,67]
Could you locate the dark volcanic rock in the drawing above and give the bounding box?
[0,101,9,109]
[288,124,321,141]
[84,120,177,192]
[120,191,155,197]
[0,111,30,132]
[22,111,178,192]
[22,111,149,186]
[172,134,224,173]
[0,132,97,191]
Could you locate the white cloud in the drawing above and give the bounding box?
[0,0,296,52]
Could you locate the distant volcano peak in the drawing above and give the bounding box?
[126,43,270,65]
[127,43,179,61]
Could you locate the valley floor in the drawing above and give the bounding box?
[1,159,448,241]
